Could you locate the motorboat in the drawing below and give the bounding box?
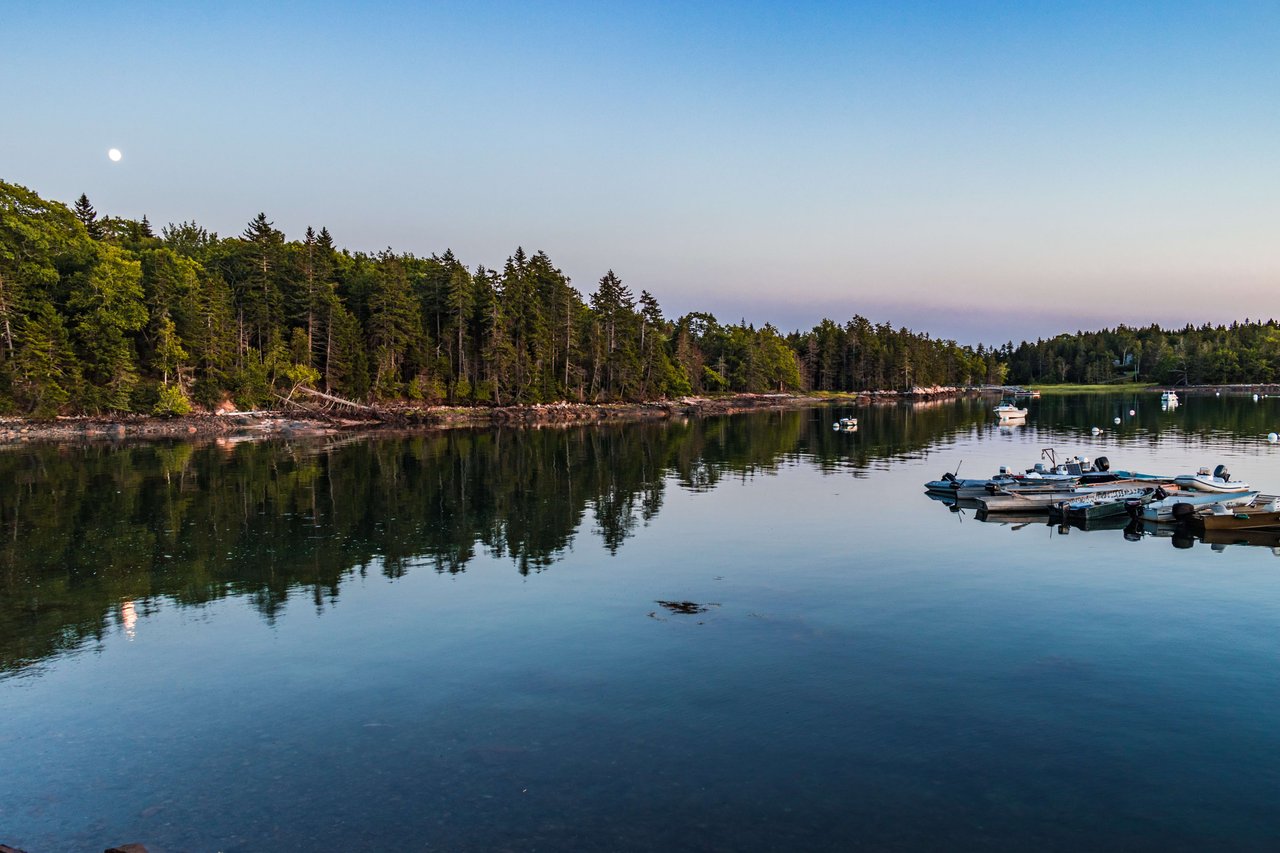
[979,480,1159,513]
[1139,489,1259,523]
[1052,485,1162,522]
[832,417,858,432]
[1194,494,1280,531]
[1173,465,1251,493]
[924,452,1136,497]
[994,401,1028,419]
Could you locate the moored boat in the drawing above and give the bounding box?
[1051,485,1162,522]
[979,480,1159,513]
[923,452,1164,498]
[1173,465,1251,493]
[832,417,858,432]
[1194,494,1280,531]
[1140,489,1259,523]
[994,401,1028,419]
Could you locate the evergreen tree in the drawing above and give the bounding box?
[161,220,216,258]
[67,243,148,410]
[73,194,104,239]
[237,212,286,353]
[365,251,420,398]
[445,264,473,398]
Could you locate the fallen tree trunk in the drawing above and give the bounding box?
[287,386,381,414]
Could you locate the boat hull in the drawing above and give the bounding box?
[1172,475,1252,493]
[1054,487,1158,521]
[1195,496,1280,531]
[1141,491,1259,523]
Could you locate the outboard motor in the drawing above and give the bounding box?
[1213,464,1230,482]
[942,472,957,485]
[1171,502,1196,521]
[1124,498,1144,519]
[1094,455,1110,472]
[1153,486,1168,501]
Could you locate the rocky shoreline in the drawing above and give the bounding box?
[0,387,968,445]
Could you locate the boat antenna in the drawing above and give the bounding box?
[954,459,963,478]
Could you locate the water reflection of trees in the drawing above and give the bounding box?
[0,401,1014,675]
[7,393,1270,676]
[0,415,807,674]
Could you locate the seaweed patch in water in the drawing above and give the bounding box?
[654,600,719,615]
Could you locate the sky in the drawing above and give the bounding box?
[2,0,1278,344]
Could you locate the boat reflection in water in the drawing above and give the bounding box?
[925,492,1280,554]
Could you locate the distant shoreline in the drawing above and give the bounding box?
[1027,382,1280,395]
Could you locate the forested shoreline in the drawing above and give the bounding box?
[0,180,1001,417]
[1004,323,1280,386]
[2,178,1275,419]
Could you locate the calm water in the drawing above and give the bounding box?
[2,394,1278,851]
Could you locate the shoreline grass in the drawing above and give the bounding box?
[1028,382,1153,394]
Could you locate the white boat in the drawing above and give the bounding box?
[1161,390,1180,409]
[1173,465,1251,493]
[832,417,858,432]
[1140,489,1259,523]
[994,402,1028,418]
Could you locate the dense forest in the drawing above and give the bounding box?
[8,178,1272,415]
[1004,323,1280,386]
[0,180,1002,416]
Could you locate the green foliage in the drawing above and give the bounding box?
[0,179,1044,414]
[234,349,272,409]
[12,301,82,416]
[68,243,148,411]
[408,373,446,403]
[153,382,193,416]
[1006,322,1280,387]
[283,362,320,389]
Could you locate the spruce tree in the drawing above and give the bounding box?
[73,194,104,239]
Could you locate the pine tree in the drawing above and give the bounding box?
[446,264,473,398]
[590,270,639,398]
[73,194,104,240]
[68,243,148,411]
[238,212,285,352]
[365,251,420,398]
[12,301,83,415]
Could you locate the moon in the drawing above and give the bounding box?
[108,148,122,162]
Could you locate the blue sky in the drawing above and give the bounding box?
[3,1,1277,343]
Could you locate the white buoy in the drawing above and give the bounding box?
[1129,409,1136,416]
[1091,426,1102,435]
[1269,433,1278,444]
[1254,393,1260,401]
[1114,417,1121,425]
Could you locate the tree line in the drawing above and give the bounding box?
[1004,321,1280,386]
[0,180,999,416]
